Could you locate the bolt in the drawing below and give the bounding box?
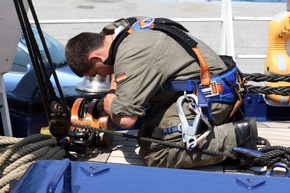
[247,178,255,183]
[90,166,98,170]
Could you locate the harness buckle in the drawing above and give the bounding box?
[139,18,155,29]
[201,81,220,98]
[235,80,245,93]
[128,18,155,33]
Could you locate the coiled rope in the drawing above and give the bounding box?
[253,146,290,167]
[243,73,290,82]
[0,133,65,193]
[243,73,290,96]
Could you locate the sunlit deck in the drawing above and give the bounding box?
[73,120,290,174]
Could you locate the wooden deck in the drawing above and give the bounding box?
[257,121,290,147]
[74,121,290,174]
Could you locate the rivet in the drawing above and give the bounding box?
[247,178,255,183]
[90,166,98,170]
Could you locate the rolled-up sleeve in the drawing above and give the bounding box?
[111,62,163,117]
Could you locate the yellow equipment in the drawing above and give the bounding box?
[265,11,290,106]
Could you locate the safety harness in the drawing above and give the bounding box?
[109,17,244,150]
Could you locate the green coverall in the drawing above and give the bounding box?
[102,18,237,168]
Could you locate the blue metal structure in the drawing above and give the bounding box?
[10,159,290,193]
[242,93,290,121]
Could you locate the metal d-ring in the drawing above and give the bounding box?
[140,18,155,29]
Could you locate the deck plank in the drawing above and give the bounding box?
[257,123,290,147]
[259,121,290,128]
[107,156,145,165]
[72,148,111,163]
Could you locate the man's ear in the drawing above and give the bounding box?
[88,52,102,63]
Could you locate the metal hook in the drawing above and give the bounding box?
[176,93,212,151]
[177,94,201,150]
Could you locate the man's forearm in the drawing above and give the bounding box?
[104,75,138,128]
[111,114,138,129]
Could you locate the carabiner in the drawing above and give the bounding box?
[176,94,201,150]
[176,93,212,151]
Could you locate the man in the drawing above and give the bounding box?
[65,17,258,168]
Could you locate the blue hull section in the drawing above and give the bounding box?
[10,159,290,193]
[242,93,290,121]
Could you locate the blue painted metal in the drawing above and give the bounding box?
[242,93,290,121]
[10,159,290,193]
[46,159,72,193]
[233,146,264,157]
[266,162,290,178]
[233,147,290,178]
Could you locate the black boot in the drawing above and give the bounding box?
[234,117,258,150]
[231,117,259,169]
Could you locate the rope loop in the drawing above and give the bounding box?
[253,146,290,167]
[0,134,65,193]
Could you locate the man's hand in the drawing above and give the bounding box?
[96,97,108,117]
[103,75,117,115]
[103,89,138,129]
[103,90,116,116]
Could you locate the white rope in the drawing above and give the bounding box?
[0,134,66,193]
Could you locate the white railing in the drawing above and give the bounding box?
[29,0,284,61]
[234,0,289,59]
[233,16,272,59]
[30,0,235,58]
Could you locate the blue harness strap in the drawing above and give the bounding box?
[162,79,210,115]
[163,125,180,134]
[154,122,194,136]
[163,66,238,103]
[163,66,238,120]
[162,79,199,92]
[201,66,238,103]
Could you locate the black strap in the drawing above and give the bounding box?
[154,18,189,32]
[105,29,129,65]
[153,22,200,64]
[153,23,197,48]
[13,0,71,138]
[107,17,200,66]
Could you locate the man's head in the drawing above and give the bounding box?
[65,32,113,77]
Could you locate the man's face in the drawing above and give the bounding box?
[83,61,114,77]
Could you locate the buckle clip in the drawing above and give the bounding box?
[201,81,220,98]
[139,18,155,29]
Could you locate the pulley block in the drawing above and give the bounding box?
[70,98,114,147]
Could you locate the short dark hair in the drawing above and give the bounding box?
[65,32,105,77]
